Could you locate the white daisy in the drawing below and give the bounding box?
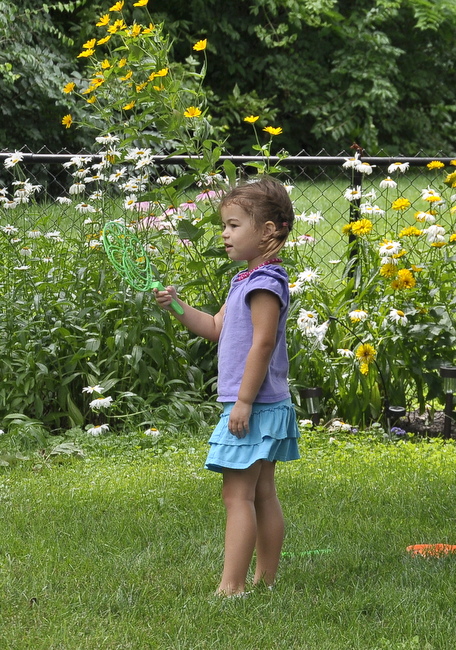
[144,427,160,436]
[414,211,436,223]
[349,309,368,322]
[423,224,445,243]
[387,161,409,174]
[379,240,402,256]
[75,202,97,214]
[87,423,110,436]
[388,309,408,326]
[82,384,104,394]
[379,177,397,189]
[342,153,360,169]
[288,280,305,296]
[3,199,19,209]
[69,182,86,195]
[357,162,374,175]
[298,268,320,284]
[124,194,138,210]
[109,167,128,183]
[63,155,92,169]
[156,175,176,185]
[55,196,72,205]
[45,231,63,242]
[344,186,362,201]
[297,309,318,333]
[1,224,19,235]
[89,396,113,410]
[95,134,120,144]
[4,151,24,168]
[337,348,355,358]
[125,147,152,161]
[300,211,324,224]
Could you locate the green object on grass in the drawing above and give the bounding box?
[281,549,332,557]
[102,221,184,315]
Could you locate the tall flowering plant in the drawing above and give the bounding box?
[286,156,456,425]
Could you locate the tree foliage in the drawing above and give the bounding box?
[151,0,456,154]
[1,0,456,154]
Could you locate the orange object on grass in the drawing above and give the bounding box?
[406,544,456,558]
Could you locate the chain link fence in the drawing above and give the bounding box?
[1,147,454,281]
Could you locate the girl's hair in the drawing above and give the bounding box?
[219,177,294,255]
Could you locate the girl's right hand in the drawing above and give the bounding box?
[153,285,178,311]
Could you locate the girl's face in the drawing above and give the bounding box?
[221,203,275,269]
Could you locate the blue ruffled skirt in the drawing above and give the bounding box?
[205,398,300,473]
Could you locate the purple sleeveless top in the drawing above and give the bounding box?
[217,264,291,403]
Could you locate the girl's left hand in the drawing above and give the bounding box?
[228,400,252,438]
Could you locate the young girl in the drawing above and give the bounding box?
[154,177,300,597]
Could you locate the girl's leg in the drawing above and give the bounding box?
[216,461,262,596]
[253,460,284,586]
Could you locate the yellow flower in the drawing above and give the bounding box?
[101,60,111,69]
[356,343,376,365]
[153,85,165,91]
[122,101,135,110]
[263,126,283,136]
[244,115,260,123]
[425,195,442,203]
[108,19,126,33]
[143,23,155,34]
[96,14,110,27]
[359,363,369,375]
[342,223,353,235]
[450,234,456,243]
[63,82,75,94]
[351,218,373,237]
[379,263,397,278]
[193,39,207,51]
[87,95,96,104]
[83,38,97,49]
[444,171,456,187]
[128,24,142,37]
[109,1,124,10]
[411,264,424,272]
[133,0,149,5]
[392,268,416,290]
[61,114,73,129]
[427,160,445,170]
[451,160,456,166]
[77,49,95,58]
[118,58,127,68]
[97,35,111,45]
[431,241,446,248]
[136,82,148,92]
[120,70,133,81]
[392,197,411,210]
[155,68,169,77]
[399,226,422,237]
[184,106,202,118]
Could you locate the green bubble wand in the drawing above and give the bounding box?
[102,220,184,315]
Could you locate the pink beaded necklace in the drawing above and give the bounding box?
[235,258,282,282]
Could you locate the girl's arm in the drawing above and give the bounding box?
[228,289,280,437]
[154,286,225,342]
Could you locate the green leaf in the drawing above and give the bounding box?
[177,220,204,242]
[66,394,84,428]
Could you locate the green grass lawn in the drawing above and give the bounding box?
[2,430,456,649]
